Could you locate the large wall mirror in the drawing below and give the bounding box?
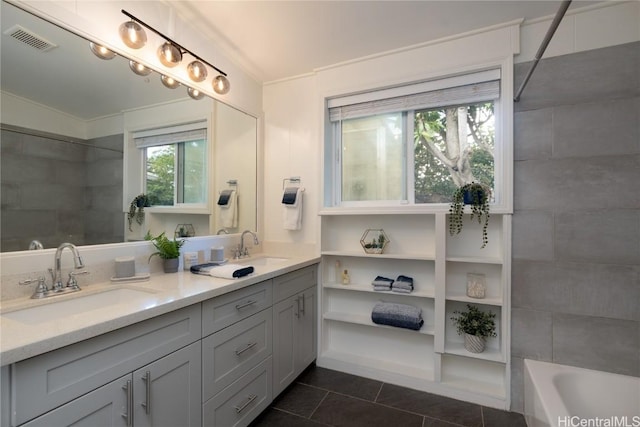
[0,0,257,252]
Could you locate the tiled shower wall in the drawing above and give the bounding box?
[510,41,640,412]
[0,127,123,251]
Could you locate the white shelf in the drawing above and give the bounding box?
[440,375,506,399]
[446,255,502,264]
[324,283,435,299]
[443,341,504,362]
[319,349,434,382]
[322,251,435,261]
[324,311,435,335]
[445,295,502,306]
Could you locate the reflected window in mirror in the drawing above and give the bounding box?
[135,122,207,207]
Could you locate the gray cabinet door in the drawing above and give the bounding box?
[21,375,129,427]
[272,286,317,397]
[297,287,316,371]
[133,342,202,427]
[272,295,297,396]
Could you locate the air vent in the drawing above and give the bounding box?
[3,25,57,52]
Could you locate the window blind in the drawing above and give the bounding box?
[134,121,206,149]
[329,69,500,122]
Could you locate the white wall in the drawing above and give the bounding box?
[261,1,640,251]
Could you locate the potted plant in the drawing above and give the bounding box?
[128,194,150,232]
[449,182,491,248]
[451,304,497,353]
[146,231,185,273]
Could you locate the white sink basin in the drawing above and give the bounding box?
[239,256,289,266]
[2,287,156,325]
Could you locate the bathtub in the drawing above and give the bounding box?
[524,359,640,427]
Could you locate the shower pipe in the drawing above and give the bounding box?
[514,0,572,102]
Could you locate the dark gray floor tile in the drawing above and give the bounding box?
[423,416,467,427]
[272,383,329,418]
[482,407,527,427]
[250,408,330,427]
[311,392,424,427]
[297,365,383,401]
[376,383,482,427]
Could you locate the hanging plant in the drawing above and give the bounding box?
[127,194,150,231]
[449,182,491,248]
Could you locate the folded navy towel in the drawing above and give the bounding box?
[282,187,299,205]
[371,302,423,331]
[395,275,413,285]
[217,189,234,206]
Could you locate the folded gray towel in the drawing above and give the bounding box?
[391,287,413,294]
[373,285,391,292]
[371,302,423,330]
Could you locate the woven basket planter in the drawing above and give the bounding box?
[464,333,486,353]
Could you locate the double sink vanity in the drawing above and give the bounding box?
[0,254,320,427]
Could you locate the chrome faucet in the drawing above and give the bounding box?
[19,242,88,299]
[237,230,259,258]
[50,242,85,292]
[216,228,229,235]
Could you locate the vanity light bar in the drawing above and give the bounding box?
[121,9,227,77]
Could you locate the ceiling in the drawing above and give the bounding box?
[171,0,601,83]
[1,0,602,121]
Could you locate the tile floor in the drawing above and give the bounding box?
[250,364,527,427]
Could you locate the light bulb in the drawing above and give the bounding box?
[187,61,207,82]
[157,42,182,67]
[129,60,151,76]
[212,75,230,95]
[187,87,205,100]
[89,42,116,60]
[160,75,180,89]
[119,21,147,49]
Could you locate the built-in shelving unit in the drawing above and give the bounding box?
[317,211,511,409]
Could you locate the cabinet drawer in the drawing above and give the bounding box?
[203,356,272,427]
[273,265,317,303]
[203,308,272,401]
[11,304,201,426]
[202,280,272,336]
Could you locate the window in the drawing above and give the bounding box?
[134,122,207,206]
[328,70,501,207]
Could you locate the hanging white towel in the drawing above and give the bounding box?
[283,188,303,230]
[219,190,238,228]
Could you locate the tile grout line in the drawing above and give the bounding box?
[373,382,384,402]
[307,390,330,421]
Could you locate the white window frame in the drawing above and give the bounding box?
[325,65,513,214]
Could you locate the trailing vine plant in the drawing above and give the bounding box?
[449,182,491,248]
[128,194,150,232]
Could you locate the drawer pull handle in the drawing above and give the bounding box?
[299,294,306,315]
[235,341,258,356]
[234,394,258,413]
[121,380,133,427]
[141,371,151,415]
[235,299,257,310]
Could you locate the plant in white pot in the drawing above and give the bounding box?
[451,304,497,353]
[146,231,185,273]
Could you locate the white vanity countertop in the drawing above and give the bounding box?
[0,255,320,366]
